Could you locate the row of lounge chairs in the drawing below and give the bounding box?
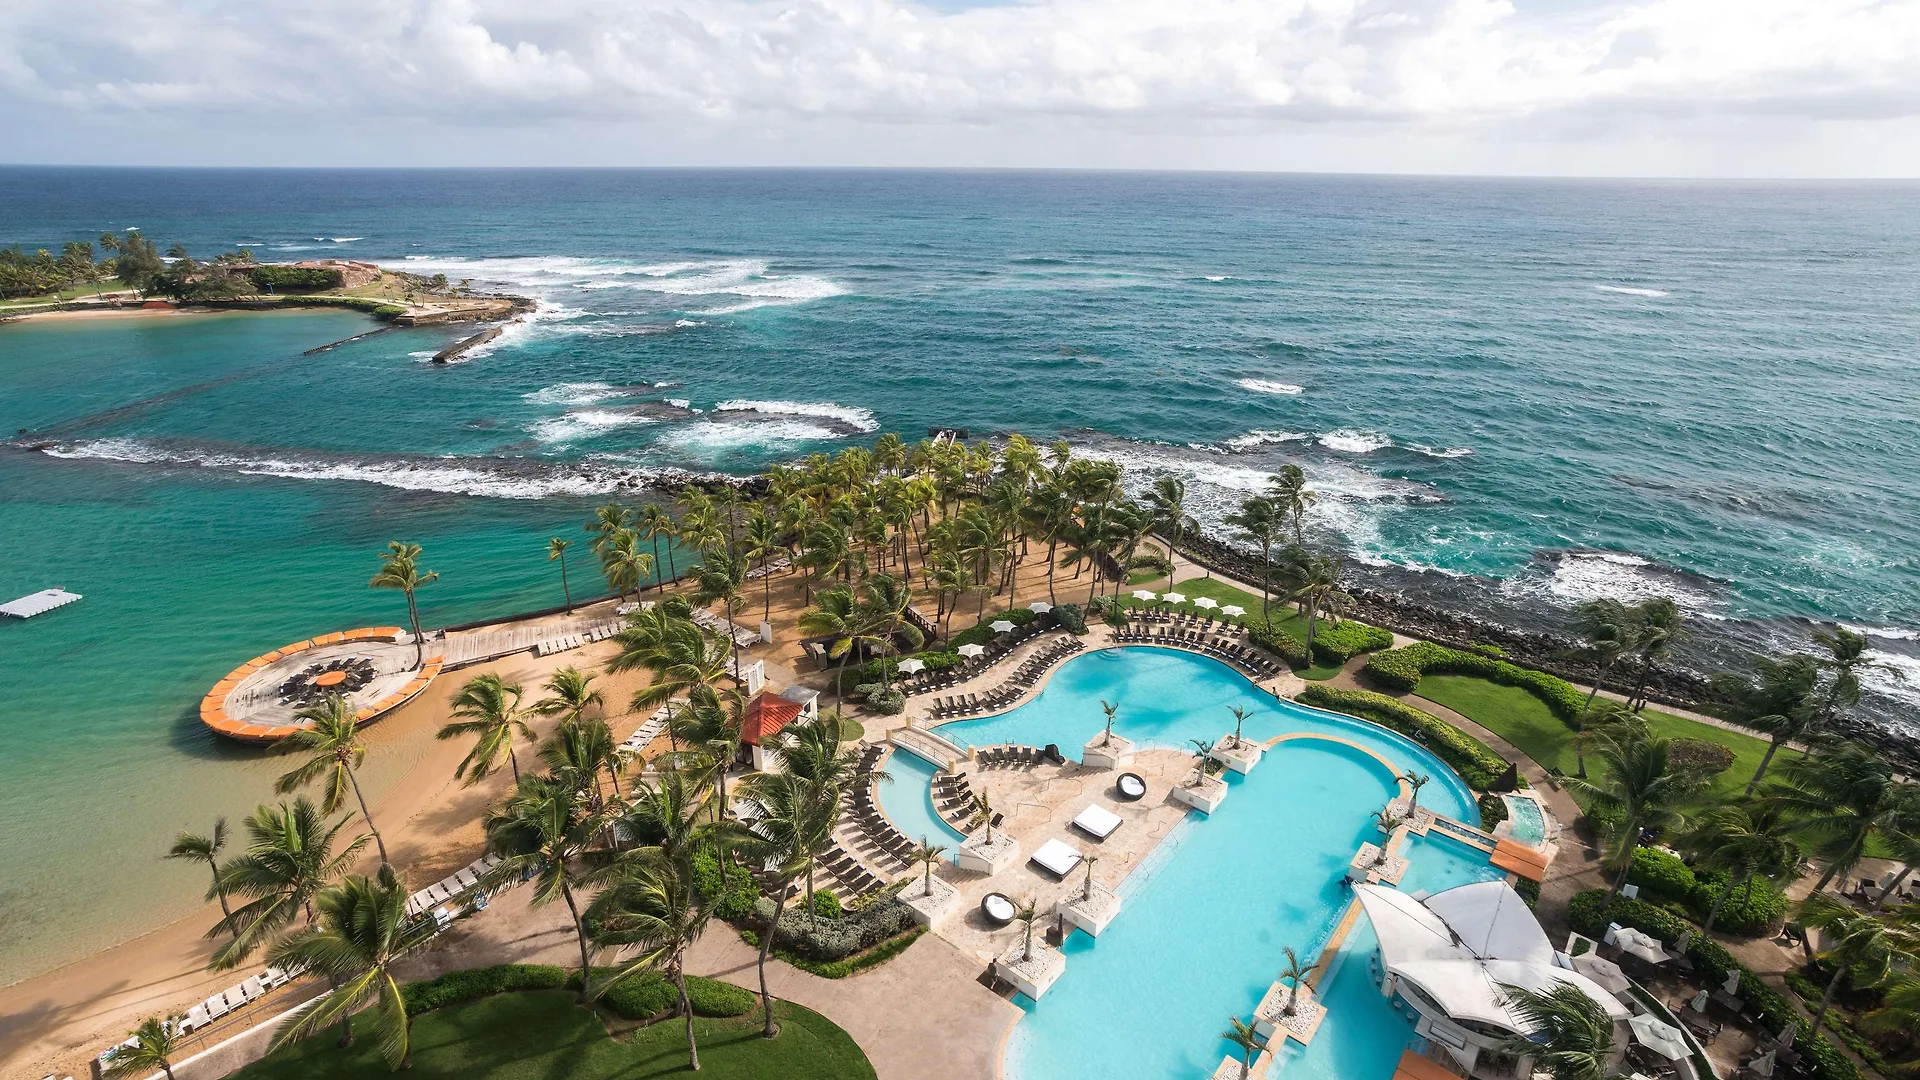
[406,851,504,918]
[924,638,1086,719]
[932,771,977,822]
[819,840,887,898]
[690,606,762,647]
[532,618,622,657]
[1127,609,1243,630]
[898,622,1054,692]
[617,704,673,758]
[846,779,921,868]
[1111,625,1282,678]
[974,743,1067,769]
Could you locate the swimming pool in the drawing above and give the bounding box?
[946,648,1499,1080]
[1502,792,1549,848]
[876,746,968,861]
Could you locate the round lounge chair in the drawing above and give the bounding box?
[1115,773,1148,802]
[981,892,1017,927]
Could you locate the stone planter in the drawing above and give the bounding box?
[1171,774,1230,814]
[1210,737,1263,775]
[1055,882,1122,938]
[956,832,1021,875]
[995,940,1067,1000]
[1081,733,1135,770]
[1255,980,1327,1045]
[898,872,959,927]
[1348,842,1408,885]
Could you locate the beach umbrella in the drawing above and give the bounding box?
[1690,989,1711,1013]
[1629,1014,1690,1061]
[1131,590,1158,601]
[1570,952,1630,994]
[1192,597,1219,610]
[1614,927,1672,964]
[1220,605,1246,617]
[1029,601,1053,613]
[1723,970,1742,995]
[991,620,1016,633]
[957,643,987,658]
[897,658,926,675]
[1162,592,1188,604]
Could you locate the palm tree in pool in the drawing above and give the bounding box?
[1223,496,1281,619]
[1016,896,1042,961]
[589,859,713,1072]
[1398,771,1431,820]
[637,503,677,588]
[267,865,414,1063]
[736,770,830,1037]
[369,541,437,670]
[913,836,948,898]
[1277,946,1308,1016]
[210,797,369,970]
[277,693,391,866]
[547,537,575,613]
[485,774,613,1003]
[1099,700,1120,747]
[166,818,234,939]
[102,1017,186,1080]
[1565,726,1702,905]
[1493,982,1616,1080]
[440,673,534,785]
[1187,739,1215,787]
[1078,854,1100,902]
[1226,705,1251,749]
[1266,464,1314,545]
[1221,1015,1266,1080]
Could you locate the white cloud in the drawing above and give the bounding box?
[1,0,1918,171]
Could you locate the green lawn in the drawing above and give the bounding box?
[1415,674,1770,807]
[229,992,875,1080]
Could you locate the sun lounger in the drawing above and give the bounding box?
[240,976,266,1000]
[1030,838,1085,877]
[1071,803,1124,839]
[183,1004,212,1032]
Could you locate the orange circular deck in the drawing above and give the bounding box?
[199,627,444,744]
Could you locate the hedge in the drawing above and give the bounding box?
[752,894,917,961]
[1052,603,1088,635]
[1477,792,1509,829]
[1248,622,1311,667]
[1567,890,1860,1080]
[401,965,569,1016]
[1623,848,1789,938]
[1670,737,1737,776]
[1295,685,1511,791]
[569,968,754,1020]
[1784,969,1892,1075]
[741,925,926,979]
[1306,621,1395,665]
[246,265,343,291]
[1362,641,1589,725]
[691,849,758,922]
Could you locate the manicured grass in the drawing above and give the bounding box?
[228,991,875,1080]
[1415,674,1771,807]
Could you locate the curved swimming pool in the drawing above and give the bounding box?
[876,746,968,862]
[929,647,1500,1080]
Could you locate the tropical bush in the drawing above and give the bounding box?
[1052,603,1088,635]
[1295,685,1511,790]
[1248,622,1311,667]
[810,890,844,920]
[741,925,927,979]
[1669,738,1737,776]
[867,687,907,714]
[246,265,343,291]
[1362,641,1588,725]
[1625,847,1697,903]
[1307,621,1394,665]
[691,849,758,922]
[752,895,916,961]
[570,968,754,1020]
[1622,848,1787,937]
[949,608,1040,649]
[401,964,569,1016]
[1477,791,1509,829]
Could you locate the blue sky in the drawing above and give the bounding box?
[2,0,1917,176]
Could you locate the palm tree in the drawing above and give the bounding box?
[1223,496,1281,619]
[1399,772,1432,820]
[547,537,576,612]
[1570,598,1638,713]
[1765,740,1920,894]
[1188,739,1215,787]
[1710,652,1821,794]
[638,503,678,587]
[1099,699,1120,747]
[737,770,831,1037]
[369,541,437,669]
[440,673,533,785]
[1223,706,1251,749]
[1276,946,1307,1016]
[1812,625,1884,734]
[1016,896,1042,961]
[611,614,733,711]
[1493,983,1616,1080]
[1147,475,1193,566]
[586,501,633,559]
[913,836,948,897]
[1796,892,1914,1039]
[542,715,624,809]
[773,712,883,925]
[1266,465,1314,546]
[1681,802,1801,934]
[693,546,750,670]
[1079,854,1101,902]
[1221,1015,1266,1080]
[532,666,603,727]
[742,510,784,623]
[1625,597,1688,711]
[601,529,656,602]
[798,584,886,708]
[276,693,390,866]
[210,798,369,970]
[1287,551,1353,660]
[268,866,414,1064]
[484,774,611,1003]
[1565,726,1701,903]
[973,790,997,843]
[589,860,712,1071]
[102,1017,185,1080]
[167,819,234,938]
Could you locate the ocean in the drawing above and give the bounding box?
[3,167,1919,983]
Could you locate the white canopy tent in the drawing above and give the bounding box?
[1354,881,1628,1036]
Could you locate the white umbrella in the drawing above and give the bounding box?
[990,620,1016,633]
[957,643,987,658]
[1570,952,1630,994]
[1162,592,1188,604]
[1192,597,1219,610]
[1131,590,1158,601]
[1028,601,1053,613]
[1690,989,1710,1013]
[1220,605,1247,617]
[1615,927,1671,964]
[1722,970,1742,995]
[896,658,926,675]
[1629,1014,1690,1061]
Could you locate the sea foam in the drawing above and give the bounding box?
[1237,378,1304,396]
[1595,284,1669,297]
[713,400,879,433]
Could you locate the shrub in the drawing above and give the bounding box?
[1307,621,1394,665]
[1514,877,1541,908]
[1248,622,1311,667]
[1468,643,1507,658]
[246,265,344,291]
[1052,603,1088,635]
[1084,595,1121,622]
[1477,791,1509,829]
[740,925,927,979]
[753,894,916,961]
[1361,641,1588,725]
[1669,738,1737,776]
[1784,971,1892,1075]
[571,969,754,1020]
[690,849,758,922]
[1691,871,1790,938]
[868,688,906,714]
[402,965,568,1016]
[811,890,844,920]
[1295,685,1511,790]
[1626,847,1696,903]
[949,608,1040,650]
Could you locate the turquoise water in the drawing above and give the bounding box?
[7,168,1920,982]
[876,747,968,861]
[1504,795,1549,847]
[945,647,1489,1080]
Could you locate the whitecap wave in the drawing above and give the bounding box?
[312,236,363,243]
[407,351,437,360]
[1204,275,1230,282]
[675,319,705,328]
[1406,444,1474,459]
[523,382,629,406]
[527,410,660,445]
[1223,430,1309,450]
[713,400,879,434]
[1845,623,1920,642]
[1318,430,1392,454]
[36,438,698,500]
[1595,284,1669,297]
[1237,378,1303,396]
[1530,550,1718,608]
[403,255,432,261]
[385,255,845,312]
[657,419,846,453]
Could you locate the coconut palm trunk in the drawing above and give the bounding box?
[344,766,391,867]
[560,879,596,1003]
[676,958,701,1070]
[756,886,791,1037]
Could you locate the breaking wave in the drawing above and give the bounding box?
[1237,378,1303,396]
[1595,284,1669,298]
[1318,430,1393,454]
[713,400,879,433]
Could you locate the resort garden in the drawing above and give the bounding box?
[105,432,1920,1080]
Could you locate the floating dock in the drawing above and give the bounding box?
[1,588,82,619]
